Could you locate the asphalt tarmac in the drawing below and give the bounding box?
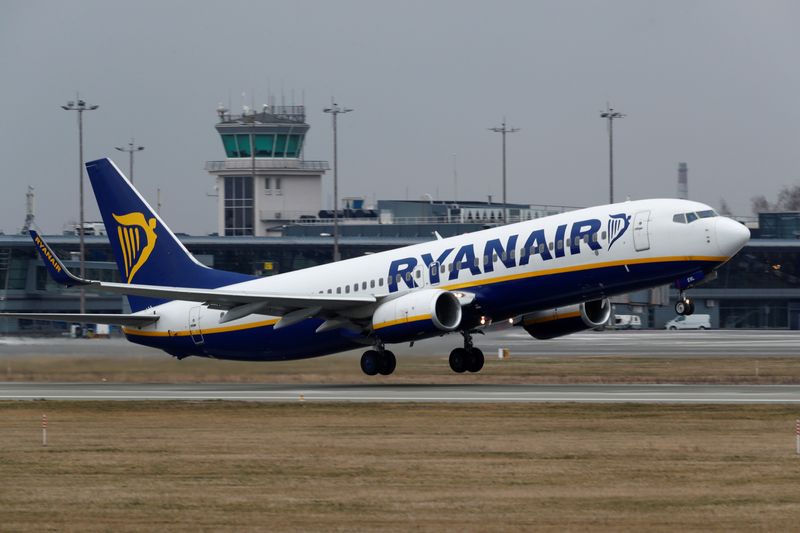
[2,329,800,358]
[1,382,799,403]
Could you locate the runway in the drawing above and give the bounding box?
[2,382,800,403]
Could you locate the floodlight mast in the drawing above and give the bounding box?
[114,139,144,183]
[323,101,353,262]
[61,96,99,315]
[489,119,520,224]
[600,103,625,204]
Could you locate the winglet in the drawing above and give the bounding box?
[29,230,89,287]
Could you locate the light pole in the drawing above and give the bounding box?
[62,96,98,314]
[600,103,625,204]
[489,119,519,224]
[114,138,144,183]
[323,101,353,262]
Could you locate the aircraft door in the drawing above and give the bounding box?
[633,210,651,252]
[428,261,440,286]
[413,263,428,288]
[188,305,204,345]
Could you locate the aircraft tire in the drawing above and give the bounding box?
[449,348,468,373]
[360,350,380,376]
[675,300,686,315]
[686,301,695,315]
[378,350,396,375]
[466,348,484,373]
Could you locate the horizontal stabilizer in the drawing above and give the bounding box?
[0,313,159,326]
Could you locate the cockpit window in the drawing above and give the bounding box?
[673,213,687,223]
[697,210,717,218]
[686,212,698,223]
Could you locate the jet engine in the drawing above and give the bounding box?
[372,289,462,342]
[521,298,611,340]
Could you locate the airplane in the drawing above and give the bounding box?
[3,158,750,375]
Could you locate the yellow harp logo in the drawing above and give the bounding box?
[113,212,158,283]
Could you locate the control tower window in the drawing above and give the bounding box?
[255,135,275,157]
[224,176,254,236]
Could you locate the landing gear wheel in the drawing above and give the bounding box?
[686,300,695,316]
[360,350,380,376]
[675,300,687,315]
[466,348,484,373]
[449,348,468,373]
[378,350,396,376]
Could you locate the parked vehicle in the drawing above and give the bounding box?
[665,314,711,330]
[613,314,642,329]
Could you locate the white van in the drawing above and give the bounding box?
[665,314,711,330]
[613,314,642,329]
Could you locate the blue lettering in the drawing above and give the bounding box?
[569,219,602,255]
[483,235,519,273]
[388,257,418,292]
[518,228,552,266]
[555,224,567,258]
[421,248,453,285]
[448,244,481,281]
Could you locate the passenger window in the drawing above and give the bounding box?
[591,233,598,243]
[673,213,687,223]
[549,242,554,251]
[415,270,421,278]
[493,253,498,262]
[509,250,515,260]
[583,235,590,244]
[448,263,454,272]
[557,240,563,250]
[354,283,359,292]
[396,274,401,284]
[501,252,507,261]
[484,255,489,264]
[345,285,350,293]
[362,281,367,290]
[327,288,332,294]
[405,273,411,281]
[474,257,479,267]
[337,287,341,294]
[539,243,545,253]
[686,212,698,223]
[379,278,384,287]
[370,280,375,288]
[440,264,446,274]
[601,231,607,240]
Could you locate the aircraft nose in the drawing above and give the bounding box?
[715,217,750,257]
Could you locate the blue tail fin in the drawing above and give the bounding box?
[86,158,253,311]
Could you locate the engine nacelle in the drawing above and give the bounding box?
[372,289,462,343]
[521,298,611,340]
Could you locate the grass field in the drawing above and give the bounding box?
[2,352,800,384]
[2,401,800,531]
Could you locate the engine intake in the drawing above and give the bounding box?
[521,298,611,340]
[372,289,462,342]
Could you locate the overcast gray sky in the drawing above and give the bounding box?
[1,0,798,235]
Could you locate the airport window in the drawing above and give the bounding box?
[224,176,254,236]
[254,134,275,157]
[673,213,687,223]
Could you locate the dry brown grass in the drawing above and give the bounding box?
[2,401,800,532]
[2,352,800,385]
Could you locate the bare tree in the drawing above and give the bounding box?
[719,198,732,216]
[751,195,771,215]
[776,185,800,211]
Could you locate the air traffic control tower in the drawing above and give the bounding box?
[205,105,329,236]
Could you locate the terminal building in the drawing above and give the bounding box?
[0,104,796,333]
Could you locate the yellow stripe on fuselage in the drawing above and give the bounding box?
[122,318,279,337]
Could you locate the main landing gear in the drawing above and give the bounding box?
[449,331,484,374]
[360,344,396,376]
[675,291,695,316]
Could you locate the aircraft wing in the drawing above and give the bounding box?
[0,313,159,326]
[29,230,375,314]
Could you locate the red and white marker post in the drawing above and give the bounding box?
[795,419,800,456]
[42,414,47,447]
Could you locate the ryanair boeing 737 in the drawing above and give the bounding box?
[4,158,750,375]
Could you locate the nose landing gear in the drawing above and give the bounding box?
[449,331,484,373]
[675,292,695,316]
